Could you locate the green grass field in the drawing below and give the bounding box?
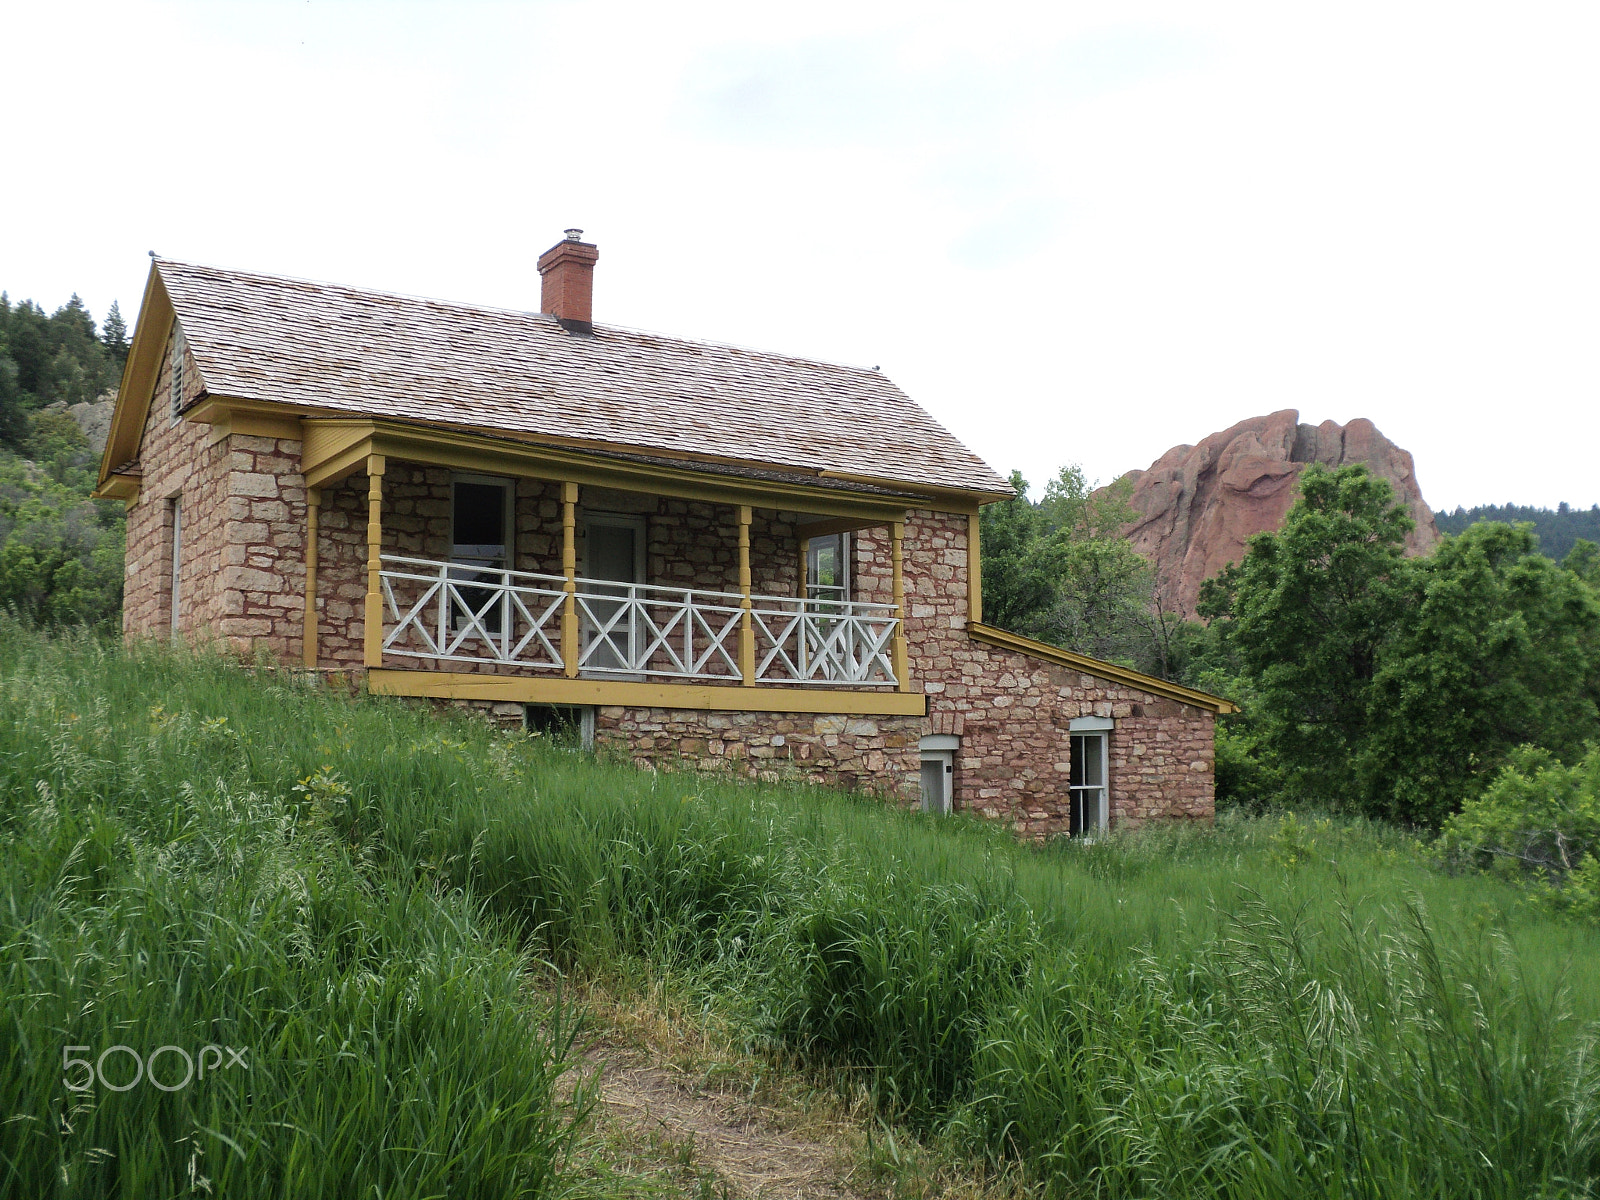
[5,622,1600,1198]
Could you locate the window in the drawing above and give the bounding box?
[169,321,186,425]
[1067,717,1112,837]
[169,496,183,635]
[450,475,513,635]
[919,734,958,814]
[806,532,851,602]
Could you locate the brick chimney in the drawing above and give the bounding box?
[538,228,599,331]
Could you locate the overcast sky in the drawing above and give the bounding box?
[4,1,1597,511]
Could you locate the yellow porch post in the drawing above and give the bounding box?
[363,456,386,669]
[561,482,579,677]
[738,505,755,685]
[796,537,810,599]
[891,520,910,692]
[303,487,320,669]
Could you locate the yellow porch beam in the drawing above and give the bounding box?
[303,487,320,669]
[297,417,918,523]
[794,515,888,541]
[367,670,929,716]
[363,456,385,668]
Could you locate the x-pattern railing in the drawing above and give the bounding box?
[750,596,899,686]
[381,556,565,668]
[377,555,899,686]
[574,581,745,679]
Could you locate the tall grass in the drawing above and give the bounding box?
[0,627,584,1198]
[7,623,1600,1197]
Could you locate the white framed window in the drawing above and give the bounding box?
[169,321,187,425]
[920,734,958,814]
[806,532,851,602]
[1068,716,1112,837]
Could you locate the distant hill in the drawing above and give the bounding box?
[1434,503,1600,561]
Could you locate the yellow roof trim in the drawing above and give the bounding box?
[96,262,179,491]
[967,622,1238,714]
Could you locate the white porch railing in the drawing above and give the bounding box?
[378,555,900,687]
[380,556,566,669]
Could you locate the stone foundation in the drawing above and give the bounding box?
[593,706,923,803]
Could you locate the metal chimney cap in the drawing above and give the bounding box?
[563,227,584,241]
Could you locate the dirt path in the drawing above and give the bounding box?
[583,1048,861,1200]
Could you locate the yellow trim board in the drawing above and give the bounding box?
[368,670,929,716]
[300,417,917,522]
[967,623,1238,714]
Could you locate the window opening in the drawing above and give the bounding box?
[806,533,851,603]
[1069,732,1108,837]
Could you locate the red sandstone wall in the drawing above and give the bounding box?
[857,511,1215,833]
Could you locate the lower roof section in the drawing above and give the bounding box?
[966,623,1238,715]
[368,670,930,716]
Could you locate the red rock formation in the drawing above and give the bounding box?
[1112,410,1439,617]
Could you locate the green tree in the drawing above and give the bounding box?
[980,466,1179,673]
[1198,464,1413,805]
[1359,522,1600,825]
[979,471,1064,634]
[1566,539,1600,589]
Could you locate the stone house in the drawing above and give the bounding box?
[94,233,1234,836]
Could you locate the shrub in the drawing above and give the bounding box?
[1438,743,1600,911]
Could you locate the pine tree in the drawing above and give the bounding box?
[101,301,128,359]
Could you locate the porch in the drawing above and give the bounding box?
[296,418,930,717]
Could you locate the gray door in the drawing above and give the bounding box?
[584,520,641,672]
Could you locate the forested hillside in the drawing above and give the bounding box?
[0,291,128,627]
[1436,502,1600,561]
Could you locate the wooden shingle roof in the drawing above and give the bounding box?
[156,258,1011,498]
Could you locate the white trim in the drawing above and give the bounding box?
[1069,715,1114,731]
[919,734,960,751]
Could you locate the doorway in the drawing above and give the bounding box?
[451,475,513,635]
[919,734,958,814]
[582,513,646,673]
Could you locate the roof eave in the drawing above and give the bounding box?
[967,622,1239,715]
[97,262,175,491]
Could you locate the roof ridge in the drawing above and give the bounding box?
[155,256,887,378]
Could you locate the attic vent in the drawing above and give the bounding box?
[169,320,187,425]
